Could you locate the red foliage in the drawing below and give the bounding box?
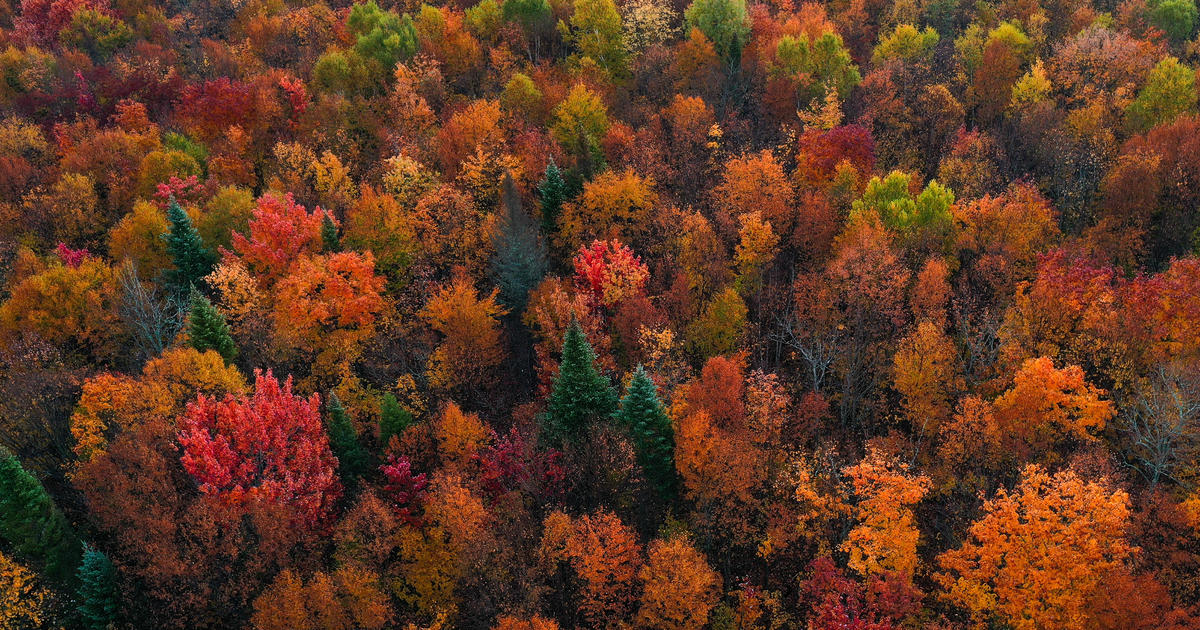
[177,370,341,528]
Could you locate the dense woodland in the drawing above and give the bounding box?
[0,0,1199,625]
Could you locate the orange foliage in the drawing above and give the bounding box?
[937,465,1135,630]
[636,536,721,630]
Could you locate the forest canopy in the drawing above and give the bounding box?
[1,0,1200,626]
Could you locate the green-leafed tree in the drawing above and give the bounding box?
[162,198,216,297]
[77,545,119,630]
[616,365,677,496]
[321,211,342,253]
[379,393,413,449]
[0,448,80,584]
[187,290,238,364]
[492,171,547,312]
[538,159,568,234]
[326,393,369,488]
[684,0,751,65]
[543,320,618,445]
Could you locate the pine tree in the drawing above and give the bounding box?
[0,448,81,584]
[326,392,369,488]
[187,289,238,364]
[321,211,341,252]
[537,159,567,235]
[77,545,119,630]
[379,393,413,450]
[162,197,216,297]
[544,320,618,445]
[493,171,547,312]
[615,365,677,496]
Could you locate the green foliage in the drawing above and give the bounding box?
[379,393,413,449]
[188,290,238,364]
[684,0,751,64]
[492,172,547,312]
[872,24,940,64]
[58,8,133,60]
[163,132,209,176]
[0,448,80,584]
[853,172,956,249]
[772,32,862,105]
[686,286,747,360]
[326,393,370,488]
[1126,56,1197,132]
[1149,0,1198,42]
[503,0,553,33]
[538,159,568,235]
[348,0,418,76]
[552,84,609,175]
[162,198,216,298]
[465,0,504,40]
[77,545,119,630]
[321,211,342,253]
[562,0,628,78]
[544,320,618,445]
[615,366,676,496]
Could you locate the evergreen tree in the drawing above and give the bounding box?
[162,197,216,297]
[544,320,618,445]
[321,211,341,252]
[615,366,677,496]
[187,289,238,364]
[77,545,119,630]
[326,392,369,488]
[0,448,81,584]
[492,171,547,312]
[379,393,413,449]
[537,160,567,235]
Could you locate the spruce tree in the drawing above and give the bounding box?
[326,392,369,487]
[537,159,567,235]
[615,365,677,496]
[188,289,238,364]
[77,545,119,630]
[379,393,413,449]
[162,197,216,297]
[544,320,618,445]
[0,448,81,584]
[492,171,547,312]
[321,211,341,252]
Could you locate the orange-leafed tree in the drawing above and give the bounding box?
[936,465,1135,630]
[712,150,793,238]
[991,356,1114,462]
[421,272,508,395]
[539,510,643,627]
[557,169,657,251]
[840,448,931,579]
[272,251,386,380]
[636,535,721,630]
[892,320,960,438]
[250,566,393,630]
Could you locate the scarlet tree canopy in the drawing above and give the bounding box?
[177,370,341,527]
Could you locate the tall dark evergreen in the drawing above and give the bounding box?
[537,159,567,235]
[493,171,547,312]
[615,365,677,496]
[162,197,216,297]
[0,448,81,584]
[379,393,413,449]
[77,545,119,630]
[187,289,238,364]
[544,320,618,445]
[321,211,341,252]
[326,392,369,487]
